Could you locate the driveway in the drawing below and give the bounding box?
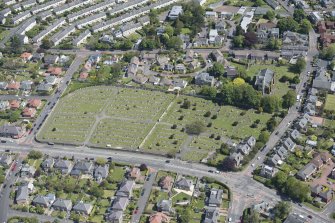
[310,160,335,190]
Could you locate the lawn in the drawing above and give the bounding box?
[325,94,335,111]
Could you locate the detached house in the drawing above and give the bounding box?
[207,188,223,207]
[127,167,141,180]
[54,159,73,174]
[204,208,219,223]
[15,185,29,205]
[94,164,109,182]
[157,199,172,212]
[41,158,54,171]
[0,153,13,167]
[116,180,135,197]
[255,69,275,94]
[0,124,24,138]
[159,175,174,191]
[111,196,129,211]
[70,161,93,176]
[72,202,93,215]
[195,72,215,86]
[52,199,72,211]
[32,194,56,208]
[175,177,193,191]
[20,52,32,62]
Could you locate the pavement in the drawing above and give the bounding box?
[131,171,157,223]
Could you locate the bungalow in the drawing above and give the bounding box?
[70,161,93,176]
[105,211,123,223]
[20,80,33,91]
[283,138,296,152]
[22,107,36,118]
[28,99,42,109]
[0,124,24,138]
[41,158,54,171]
[297,163,317,181]
[20,164,36,177]
[175,64,186,74]
[156,199,172,212]
[47,67,62,76]
[195,72,215,86]
[94,164,109,182]
[116,180,135,197]
[52,199,72,211]
[159,176,174,191]
[7,81,20,90]
[127,167,141,180]
[111,197,129,211]
[175,177,193,191]
[260,165,277,178]
[204,208,219,223]
[207,188,223,207]
[149,212,170,223]
[15,185,29,205]
[254,69,275,94]
[20,52,32,62]
[0,153,13,167]
[32,194,56,208]
[72,202,93,215]
[9,100,20,110]
[53,159,73,174]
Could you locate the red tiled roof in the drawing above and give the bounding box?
[28,99,41,108]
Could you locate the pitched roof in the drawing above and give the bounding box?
[52,199,72,210]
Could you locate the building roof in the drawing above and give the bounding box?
[157,199,172,212]
[175,177,193,189]
[28,99,41,108]
[73,202,93,213]
[94,164,109,179]
[204,208,219,223]
[16,185,29,202]
[116,180,135,196]
[297,163,317,179]
[149,212,170,223]
[208,188,223,206]
[111,197,129,211]
[52,199,72,210]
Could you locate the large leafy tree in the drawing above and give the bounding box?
[277,17,299,33]
[282,90,297,108]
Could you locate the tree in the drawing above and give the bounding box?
[177,208,191,223]
[166,36,183,50]
[272,171,288,188]
[28,150,43,159]
[277,17,299,33]
[233,77,245,85]
[89,186,104,198]
[165,25,174,37]
[199,86,217,98]
[149,9,159,25]
[41,38,53,49]
[261,95,281,113]
[320,43,335,60]
[9,111,20,122]
[10,35,23,54]
[244,32,258,47]
[96,158,107,166]
[181,99,191,109]
[139,38,156,50]
[273,201,292,220]
[208,62,225,77]
[293,9,306,23]
[265,10,275,20]
[233,35,245,48]
[185,121,205,135]
[299,19,312,34]
[258,131,270,144]
[267,37,281,50]
[282,90,297,108]
[291,57,306,73]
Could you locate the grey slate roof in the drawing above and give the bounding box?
[52,198,72,211]
[94,164,109,179]
[116,180,135,197]
[204,208,219,223]
[157,199,172,212]
[208,189,223,206]
[16,185,29,203]
[175,177,193,190]
[73,202,93,214]
[111,197,129,211]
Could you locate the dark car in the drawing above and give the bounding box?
[165,160,170,163]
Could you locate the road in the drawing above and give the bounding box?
[24,55,85,144]
[0,156,23,223]
[131,171,157,223]
[0,144,332,223]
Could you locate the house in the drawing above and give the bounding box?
[207,189,223,207]
[20,164,36,178]
[70,161,93,176]
[215,20,226,33]
[268,154,282,166]
[116,180,135,197]
[206,11,217,20]
[229,152,243,167]
[0,153,13,167]
[41,158,54,171]
[22,107,36,118]
[0,101,9,111]
[0,124,24,138]
[47,67,62,76]
[54,159,73,174]
[297,163,317,181]
[277,146,288,160]
[0,82,8,90]
[32,53,44,62]
[225,66,237,79]
[7,81,20,90]
[132,75,148,85]
[72,202,93,215]
[20,52,32,62]
[297,117,308,130]
[265,0,280,9]
[283,213,308,223]
[127,57,140,77]
[148,76,160,85]
[168,5,183,20]
[15,185,29,205]
[290,129,301,141]
[105,211,123,223]
[237,143,251,156]
[111,197,129,211]
[211,49,224,62]
[44,55,59,66]
[159,176,174,191]
[94,164,109,182]
[209,29,219,45]
[245,136,256,148]
[188,60,199,71]
[52,199,72,211]
[254,69,275,94]
[312,67,332,91]
[44,76,57,85]
[283,138,296,152]
[8,100,19,110]
[260,165,277,178]
[127,167,141,180]
[175,177,193,191]
[156,199,172,212]
[172,79,188,89]
[32,194,56,208]
[20,80,33,91]
[175,64,186,74]
[195,73,215,86]
[204,208,219,223]
[28,99,42,108]
[149,212,170,223]
[78,72,89,81]
[36,83,52,92]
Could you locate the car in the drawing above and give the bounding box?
[3,184,6,188]
[1,140,7,143]
[275,131,279,135]
[107,157,112,161]
[215,170,220,174]
[307,215,313,219]
[251,163,255,167]
[228,218,232,222]
[208,170,214,173]
[165,160,170,163]
[257,156,260,160]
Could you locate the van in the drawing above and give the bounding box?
[106,144,112,148]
